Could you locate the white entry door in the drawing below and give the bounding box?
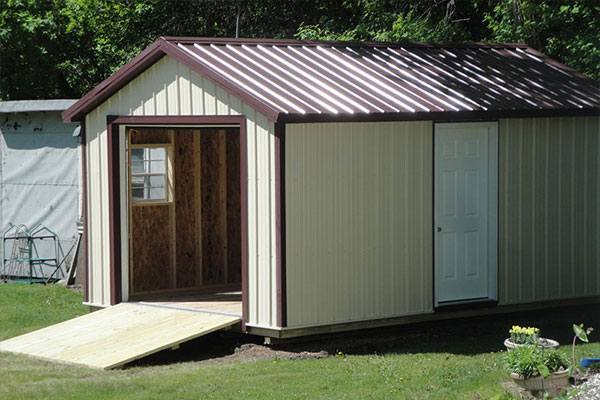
[434,122,498,305]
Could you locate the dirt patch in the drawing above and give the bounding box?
[228,343,328,362]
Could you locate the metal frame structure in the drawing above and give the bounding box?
[2,224,65,283]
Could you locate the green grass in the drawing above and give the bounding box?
[0,283,88,341]
[0,283,598,399]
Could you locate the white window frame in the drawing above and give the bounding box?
[129,143,173,205]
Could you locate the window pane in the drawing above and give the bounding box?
[149,147,166,161]
[148,160,166,173]
[130,146,169,202]
[148,187,166,200]
[131,188,144,200]
[131,148,144,161]
[131,160,146,174]
[148,175,165,190]
[131,175,145,186]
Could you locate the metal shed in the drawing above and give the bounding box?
[62,37,600,339]
[0,100,80,282]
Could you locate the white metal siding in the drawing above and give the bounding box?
[285,121,433,328]
[498,116,600,304]
[85,56,278,328]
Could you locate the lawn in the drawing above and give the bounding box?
[0,283,598,399]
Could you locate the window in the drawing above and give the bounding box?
[130,146,169,203]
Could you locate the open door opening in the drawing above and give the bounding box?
[127,127,242,299]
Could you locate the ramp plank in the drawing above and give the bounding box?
[0,303,240,369]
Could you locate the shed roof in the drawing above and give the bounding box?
[63,37,599,123]
[1,99,78,113]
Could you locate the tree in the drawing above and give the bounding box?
[1,0,598,100]
[483,0,599,80]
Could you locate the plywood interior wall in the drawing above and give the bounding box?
[226,131,242,284]
[174,130,199,288]
[129,128,241,296]
[200,130,228,285]
[130,205,172,292]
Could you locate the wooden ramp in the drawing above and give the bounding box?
[0,302,241,370]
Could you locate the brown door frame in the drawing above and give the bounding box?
[106,115,248,328]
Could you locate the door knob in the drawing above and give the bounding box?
[437,227,442,232]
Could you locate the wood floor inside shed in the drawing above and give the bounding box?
[138,290,242,317]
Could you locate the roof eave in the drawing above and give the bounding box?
[63,40,165,123]
[62,37,281,123]
[277,107,600,124]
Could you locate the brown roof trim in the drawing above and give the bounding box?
[158,40,280,121]
[277,108,600,124]
[63,38,281,123]
[62,40,165,123]
[163,36,530,49]
[108,115,247,125]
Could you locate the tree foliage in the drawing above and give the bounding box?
[1,0,598,100]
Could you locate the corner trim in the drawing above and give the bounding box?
[275,122,287,327]
[80,120,89,303]
[107,116,122,305]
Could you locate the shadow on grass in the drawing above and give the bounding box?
[126,303,600,369]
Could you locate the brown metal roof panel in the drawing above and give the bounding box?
[295,46,402,113]
[275,45,389,113]
[179,44,294,114]
[249,45,359,114]
[368,48,465,111]
[316,46,419,113]
[194,44,316,114]
[436,48,544,109]
[382,47,481,111]
[63,37,599,123]
[348,47,449,112]
[222,45,327,114]
[465,49,566,109]
[257,45,374,114]
[494,48,599,108]
[396,49,502,110]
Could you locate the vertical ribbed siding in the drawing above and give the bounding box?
[498,116,600,304]
[285,121,433,328]
[85,56,279,328]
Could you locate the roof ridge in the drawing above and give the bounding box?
[161,36,529,49]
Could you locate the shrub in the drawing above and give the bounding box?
[505,345,569,379]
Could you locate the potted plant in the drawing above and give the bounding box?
[505,325,560,350]
[505,344,570,397]
[571,323,593,376]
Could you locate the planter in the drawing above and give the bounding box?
[504,337,560,351]
[510,370,569,397]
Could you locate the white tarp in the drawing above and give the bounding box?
[0,110,80,279]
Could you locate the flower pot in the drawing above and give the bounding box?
[504,337,560,351]
[510,370,569,397]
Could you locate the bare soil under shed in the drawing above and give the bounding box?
[127,303,600,369]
